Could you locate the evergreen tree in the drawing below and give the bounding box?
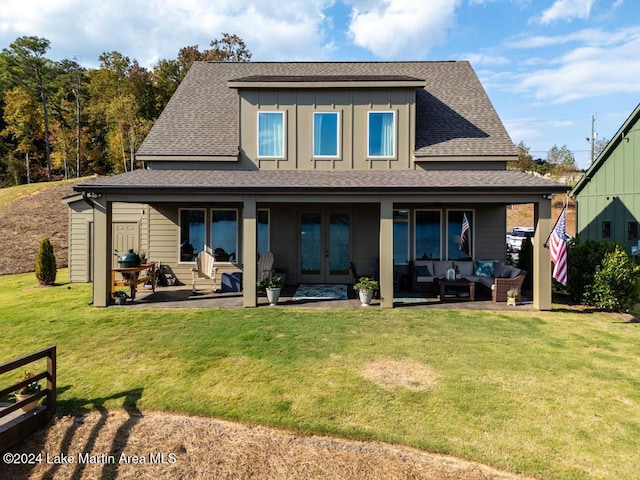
[35,237,56,285]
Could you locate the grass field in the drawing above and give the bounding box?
[1,270,639,479]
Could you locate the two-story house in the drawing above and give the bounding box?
[73,61,566,309]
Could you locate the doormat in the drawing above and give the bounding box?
[292,284,348,301]
[393,293,430,305]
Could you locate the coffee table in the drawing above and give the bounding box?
[437,278,475,302]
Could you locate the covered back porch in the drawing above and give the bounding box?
[75,169,566,310]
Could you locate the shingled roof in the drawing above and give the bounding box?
[136,61,516,159]
[76,169,567,195]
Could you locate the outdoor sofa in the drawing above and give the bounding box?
[410,259,527,302]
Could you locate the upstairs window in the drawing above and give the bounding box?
[258,111,285,158]
[313,112,339,157]
[368,111,395,158]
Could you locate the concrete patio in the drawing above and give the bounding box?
[124,284,536,310]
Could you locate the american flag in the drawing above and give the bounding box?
[550,209,568,285]
[460,213,470,256]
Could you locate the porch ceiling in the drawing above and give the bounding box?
[75,169,568,196]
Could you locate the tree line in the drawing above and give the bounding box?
[0,33,251,186]
[1,34,599,188]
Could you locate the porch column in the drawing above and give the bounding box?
[533,198,552,310]
[93,197,112,307]
[242,195,257,307]
[379,198,394,308]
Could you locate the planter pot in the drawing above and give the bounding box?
[115,296,127,305]
[15,393,37,412]
[358,289,373,307]
[507,297,517,306]
[266,287,281,306]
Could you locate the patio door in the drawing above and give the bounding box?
[299,210,352,283]
[112,222,139,268]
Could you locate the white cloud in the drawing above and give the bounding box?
[532,0,595,24]
[513,27,640,103]
[347,0,461,59]
[461,52,509,66]
[0,0,337,67]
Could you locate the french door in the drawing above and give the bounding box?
[299,210,352,283]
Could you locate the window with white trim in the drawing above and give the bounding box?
[367,111,395,158]
[258,209,270,257]
[211,209,238,263]
[179,209,205,263]
[415,210,441,260]
[257,111,285,158]
[393,209,409,265]
[313,112,339,157]
[446,210,473,260]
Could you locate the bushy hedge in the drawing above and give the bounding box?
[584,246,640,312]
[35,237,56,285]
[564,238,617,303]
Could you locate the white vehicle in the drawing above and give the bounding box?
[506,227,535,252]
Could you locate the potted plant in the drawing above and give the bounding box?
[257,275,284,306]
[113,290,128,305]
[15,371,41,412]
[353,277,379,306]
[506,288,519,306]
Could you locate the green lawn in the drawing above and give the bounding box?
[2,270,639,479]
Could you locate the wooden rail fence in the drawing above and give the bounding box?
[0,346,57,452]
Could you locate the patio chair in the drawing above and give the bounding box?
[191,251,218,293]
[492,269,527,302]
[257,251,275,282]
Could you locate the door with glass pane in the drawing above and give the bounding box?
[299,210,352,283]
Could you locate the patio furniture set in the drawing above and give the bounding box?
[410,259,527,303]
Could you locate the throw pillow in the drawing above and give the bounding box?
[474,260,494,278]
[415,265,431,276]
[492,262,510,278]
[509,268,522,278]
[454,261,474,276]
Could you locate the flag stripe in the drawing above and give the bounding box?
[460,212,470,255]
[550,209,568,285]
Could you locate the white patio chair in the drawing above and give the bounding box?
[191,251,218,292]
[257,251,274,282]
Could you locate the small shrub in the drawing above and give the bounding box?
[565,238,618,303]
[585,246,640,312]
[35,237,56,285]
[517,236,533,291]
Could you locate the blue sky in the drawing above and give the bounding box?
[1,0,638,169]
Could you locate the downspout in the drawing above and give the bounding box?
[82,190,97,305]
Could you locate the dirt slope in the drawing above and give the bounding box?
[0,181,79,276]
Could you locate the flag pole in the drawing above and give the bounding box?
[543,198,568,248]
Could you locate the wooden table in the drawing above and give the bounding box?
[111,263,156,301]
[437,278,475,302]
